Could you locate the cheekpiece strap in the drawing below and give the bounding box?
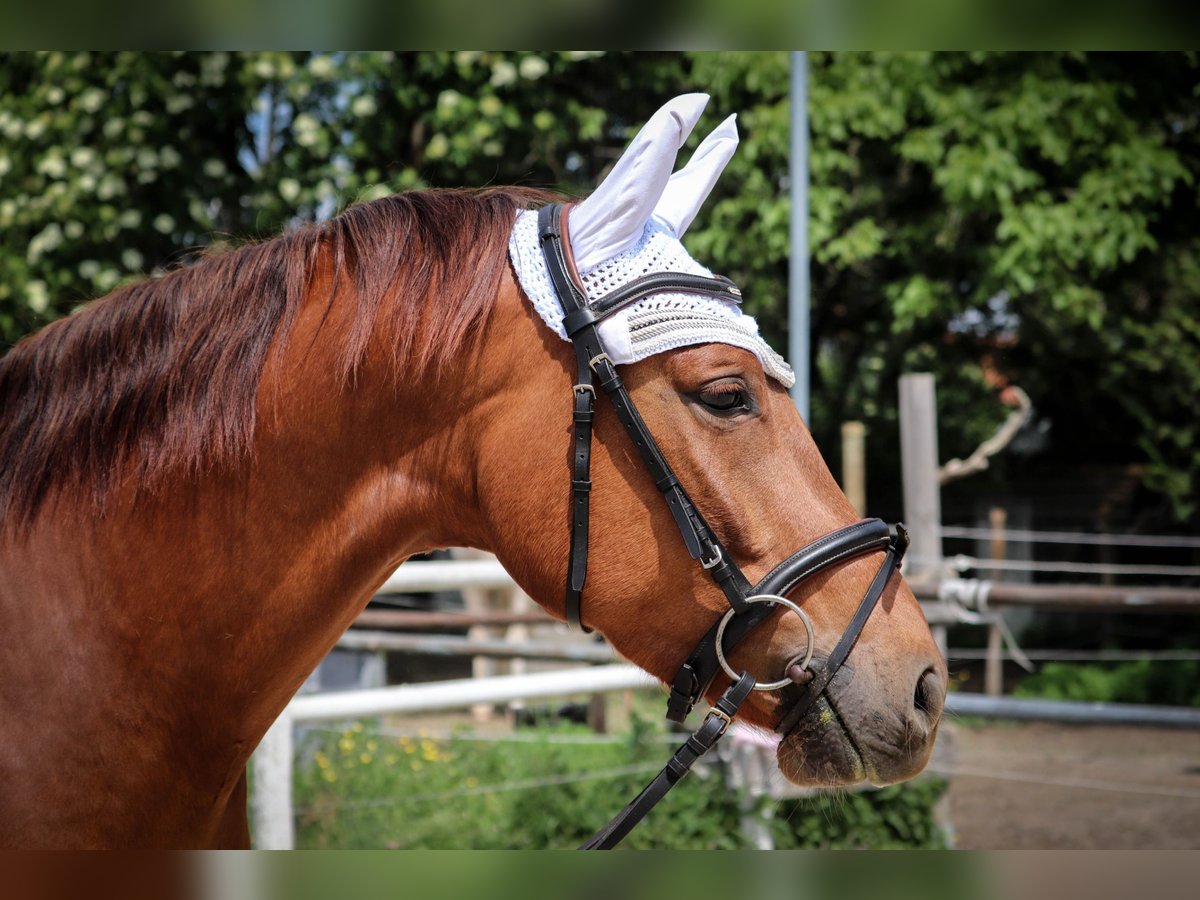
[536,203,751,632]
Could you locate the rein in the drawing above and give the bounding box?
[536,203,909,849]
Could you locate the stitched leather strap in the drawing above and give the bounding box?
[563,272,741,335]
[539,205,600,631]
[775,524,909,735]
[665,518,894,723]
[580,672,756,850]
[539,203,752,630]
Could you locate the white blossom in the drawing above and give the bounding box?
[78,87,104,113]
[279,178,301,202]
[519,56,549,80]
[26,280,49,313]
[490,60,517,88]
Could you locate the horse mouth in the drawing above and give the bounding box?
[773,671,943,788]
[775,693,869,787]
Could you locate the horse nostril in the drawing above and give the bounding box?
[913,667,945,723]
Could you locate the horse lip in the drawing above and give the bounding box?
[774,652,833,737]
[775,693,866,785]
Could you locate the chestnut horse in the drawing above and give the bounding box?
[0,137,945,853]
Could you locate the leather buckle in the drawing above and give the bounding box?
[573,383,595,397]
[707,706,734,738]
[700,542,723,570]
[588,352,613,372]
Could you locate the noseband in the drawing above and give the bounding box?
[535,204,909,849]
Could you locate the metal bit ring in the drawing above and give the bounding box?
[714,594,815,692]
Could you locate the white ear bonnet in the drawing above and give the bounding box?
[508,94,794,388]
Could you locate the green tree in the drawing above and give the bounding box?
[0,51,252,339]
[682,52,1200,524]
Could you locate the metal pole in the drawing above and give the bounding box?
[945,693,1200,729]
[789,51,810,421]
[285,664,647,722]
[899,374,944,582]
[899,373,945,654]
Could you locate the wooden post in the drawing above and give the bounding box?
[899,374,945,653]
[841,421,866,516]
[506,584,532,677]
[984,506,1008,696]
[455,548,502,722]
[988,506,1008,582]
[985,621,1004,697]
[588,692,608,734]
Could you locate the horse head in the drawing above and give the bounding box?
[474,95,947,788]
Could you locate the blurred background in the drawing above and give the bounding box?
[2,51,1197,849]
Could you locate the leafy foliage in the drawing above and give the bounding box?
[1015,660,1200,707]
[2,51,1198,522]
[288,716,946,849]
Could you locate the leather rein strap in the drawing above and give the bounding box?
[534,203,908,849]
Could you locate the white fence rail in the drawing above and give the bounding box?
[250,664,650,849]
[378,557,512,594]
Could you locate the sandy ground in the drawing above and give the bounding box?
[935,720,1200,849]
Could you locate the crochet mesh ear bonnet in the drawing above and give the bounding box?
[507,94,795,388]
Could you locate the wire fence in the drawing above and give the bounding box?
[305,724,680,745]
[913,554,1200,578]
[291,732,1200,823]
[294,761,664,816]
[940,526,1200,549]
[944,648,1200,662]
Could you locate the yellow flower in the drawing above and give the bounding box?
[322,770,337,783]
[315,753,330,769]
[338,737,354,754]
[351,722,364,733]
[360,753,373,765]
[366,739,379,753]
[410,761,423,772]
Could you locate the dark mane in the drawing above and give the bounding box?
[0,186,557,529]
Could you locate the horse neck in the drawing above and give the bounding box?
[2,268,502,807]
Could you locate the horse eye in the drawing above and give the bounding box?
[699,386,746,413]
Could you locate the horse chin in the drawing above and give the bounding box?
[775,696,870,788]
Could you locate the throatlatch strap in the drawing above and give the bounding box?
[580,672,756,850]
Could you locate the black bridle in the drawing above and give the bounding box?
[535,204,909,849]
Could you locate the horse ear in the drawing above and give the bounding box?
[652,113,738,238]
[569,93,709,272]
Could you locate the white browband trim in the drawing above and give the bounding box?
[508,210,794,388]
